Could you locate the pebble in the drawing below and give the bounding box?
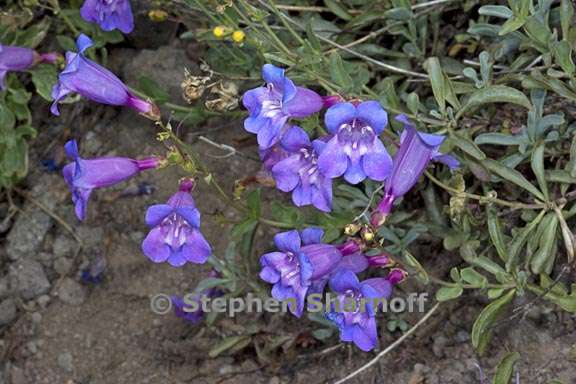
[9,260,51,300]
[432,335,449,358]
[57,278,87,306]
[31,312,42,324]
[54,257,74,276]
[0,299,17,326]
[37,295,51,309]
[58,352,74,373]
[454,330,470,343]
[52,236,76,259]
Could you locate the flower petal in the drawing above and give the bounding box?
[300,227,324,245]
[362,138,392,181]
[176,207,201,228]
[182,229,211,264]
[329,268,360,294]
[317,137,348,178]
[145,204,173,227]
[324,102,356,133]
[280,125,310,151]
[273,230,301,253]
[272,155,300,192]
[142,227,171,263]
[357,101,388,134]
[283,87,323,118]
[343,158,366,184]
[262,64,285,88]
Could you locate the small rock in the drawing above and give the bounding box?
[6,175,60,260]
[31,312,42,324]
[129,231,145,243]
[52,236,76,259]
[76,227,104,250]
[54,257,74,276]
[0,278,10,299]
[57,278,87,306]
[454,330,470,343]
[26,341,38,354]
[0,299,17,326]
[9,365,26,384]
[58,352,74,373]
[432,335,449,358]
[9,260,51,300]
[37,295,50,309]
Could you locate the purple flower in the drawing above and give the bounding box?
[271,125,333,212]
[326,269,393,351]
[51,34,159,119]
[0,45,57,89]
[259,228,342,317]
[172,295,204,324]
[371,115,458,226]
[80,0,134,34]
[62,139,159,221]
[317,101,393,185]
[243,64,323,149]
[142,179,212,267]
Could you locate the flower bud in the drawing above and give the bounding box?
[148,9,168,22]
[344,223,361,236]
[213,26,226,38]
[361,227,375,242]
[232,30,245,43]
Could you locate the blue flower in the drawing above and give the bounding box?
[317,101,393,184]
[62,139,159,221]
[80,0,134,34]
[271,125,333,212]
[51,34,159,119]
[326,269,393,352]
[243,64,323,149]
[259,228,342,317]
[371,115,458,226]
[142,180,211,267]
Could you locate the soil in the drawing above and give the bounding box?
[1,14,575,384]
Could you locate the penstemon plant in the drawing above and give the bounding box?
[2,0,576,381]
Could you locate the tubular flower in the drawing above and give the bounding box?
[371,115,458,226]
[259,228,342,317]
[62,139,159,221]
[317,101,393,185]
[80,0,134,34]
[242,64,323,149]
[142,179,212,267]
[0,44,58,89]
[271,125,333,212]
[326,269,394,351]
[51,34,159,120]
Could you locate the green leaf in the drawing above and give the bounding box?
[209,335,251,358]
[560,0,574,40]
[530,213,559,274]
[461,267,488,287]
[247,189,261,219]
[493,352,520,384]
[474,133,525,146]
[403,251,429,284]
[530,142,548,200]
[456,86,532,119]
[329,52,353,91]
[137,76,169,104]
[471,289,515,355]
[498,16,528,35]
[552,40,575,75]
[56,35,77,51]
[487,205,508,262]
[30,64,58,101]
[479,5,513,18]
[324,0,352,20]
[425,57,446,112]
[482,159,545,201]
[506,209,546,272]
[436,285,464,302]
[451,132,486,160]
